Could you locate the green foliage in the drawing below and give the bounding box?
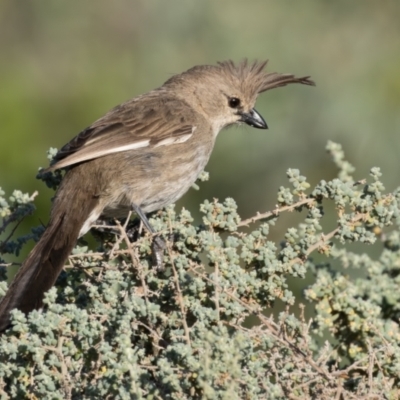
[1,142,400,399]
[0,189,41,259]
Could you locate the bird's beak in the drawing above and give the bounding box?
[240,108,268,129]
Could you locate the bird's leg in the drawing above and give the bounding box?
[125,217,141,242]
[131,204,166,270]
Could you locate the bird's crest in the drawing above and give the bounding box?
[217,59,315,96]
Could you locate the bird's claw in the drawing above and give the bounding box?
[151,235,166,271]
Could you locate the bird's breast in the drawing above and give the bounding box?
[98,138,213,217]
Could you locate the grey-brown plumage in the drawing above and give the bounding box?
[0,60,315,332]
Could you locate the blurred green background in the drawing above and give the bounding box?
[1,1,399,275]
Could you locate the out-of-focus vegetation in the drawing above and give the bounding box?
[1,1,399,233]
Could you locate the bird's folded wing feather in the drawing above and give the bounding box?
[46,94,196,171]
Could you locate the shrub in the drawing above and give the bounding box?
[0,142,399,399]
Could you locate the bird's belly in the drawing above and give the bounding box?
[101,146,210,218]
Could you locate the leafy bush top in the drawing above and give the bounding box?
[0,142,399,399]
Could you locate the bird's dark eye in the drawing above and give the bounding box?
[228,97,241,108]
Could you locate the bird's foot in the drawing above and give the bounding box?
[125,218,141,241]
[151,235,167,271]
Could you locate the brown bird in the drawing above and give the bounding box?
[0,60,314,332]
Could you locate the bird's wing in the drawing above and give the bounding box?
[46,94,197,171]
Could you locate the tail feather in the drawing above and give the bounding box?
[0,183,98,332]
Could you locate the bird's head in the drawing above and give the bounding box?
[164,59,315,135]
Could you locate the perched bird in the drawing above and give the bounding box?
[0,60,314,332]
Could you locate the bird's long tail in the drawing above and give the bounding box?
[0,174,98,332]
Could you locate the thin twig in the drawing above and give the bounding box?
[335,381,343,400]
[115,219,149,295]
[238,197,315,227]
[0,262,21,268]
[367,340,374,394]
[214,261,220,320]
[168,246,192,347]
[288,212,367,268]
[43,335,72,399]
[0,216,26,253]
[109,211,132,258]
